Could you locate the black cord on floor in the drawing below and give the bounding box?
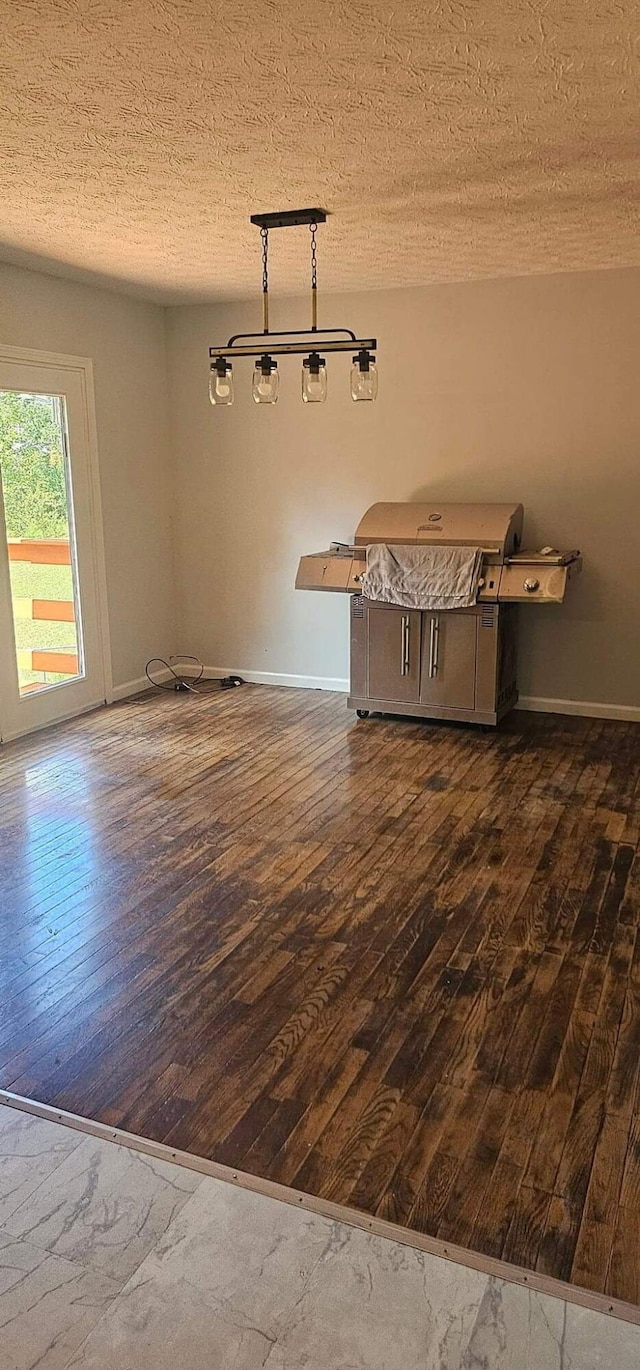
[145,657,244,694]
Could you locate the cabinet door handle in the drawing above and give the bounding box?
[401,615,410,675]
[429,616,440,677]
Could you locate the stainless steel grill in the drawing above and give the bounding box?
[296,501,582,727]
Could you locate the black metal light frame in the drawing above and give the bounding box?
[208,209,377,365]
[209,329,377,361]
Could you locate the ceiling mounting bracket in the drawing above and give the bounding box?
[250,208,327,230]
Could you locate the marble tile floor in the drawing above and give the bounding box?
[0,1101,638,1369]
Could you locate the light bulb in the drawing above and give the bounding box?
[252,355,279,404]
[209,360,234,405]
[302,352,327,403]
[350,350,378,402]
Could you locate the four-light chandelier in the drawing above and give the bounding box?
[209,208,378,406]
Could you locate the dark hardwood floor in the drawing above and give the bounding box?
[1,685,640,1303]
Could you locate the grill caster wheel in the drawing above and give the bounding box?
[356,709,370,719]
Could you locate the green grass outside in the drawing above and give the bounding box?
[0,389,81,691]
[9,561,79,688]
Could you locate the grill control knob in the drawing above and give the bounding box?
[523,578,540,593]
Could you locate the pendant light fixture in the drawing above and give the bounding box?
[301,223,327,403]
[209,209,378,407]
[252,355,279,403]
[209,357,234,405]
[302,352,327,403]
[350,347,378,402]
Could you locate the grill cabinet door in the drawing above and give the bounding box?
[419,612,477,709]
[367,605,421,702]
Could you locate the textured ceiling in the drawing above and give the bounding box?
[1,0,639,303]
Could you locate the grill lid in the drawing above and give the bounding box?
[354,502,523,562]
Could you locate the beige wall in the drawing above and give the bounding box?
[4,259,637,711]
[166,266,640,712]
[0,261,175,690]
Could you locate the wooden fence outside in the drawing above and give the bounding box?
[8,538,79,679]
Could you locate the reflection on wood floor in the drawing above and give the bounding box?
[1,684,639,1304]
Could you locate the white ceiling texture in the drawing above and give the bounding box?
[1,0,639,302]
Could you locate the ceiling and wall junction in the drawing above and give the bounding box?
[0,0,638,302]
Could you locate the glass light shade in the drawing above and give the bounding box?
[302,355,327,403]
[252,359,279,404]
[350,359,378,402]
[209,362,234,405]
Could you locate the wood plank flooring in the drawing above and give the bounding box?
[1,685,640,1303]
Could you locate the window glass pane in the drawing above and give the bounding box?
[0,390,84,696]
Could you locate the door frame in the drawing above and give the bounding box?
[0,343,113,741]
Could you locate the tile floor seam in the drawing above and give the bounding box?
[56,1258,148,1370]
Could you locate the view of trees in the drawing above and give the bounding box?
[0,390,69,539]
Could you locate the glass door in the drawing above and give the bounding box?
[0,356,109,741]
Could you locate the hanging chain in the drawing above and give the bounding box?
[261,226,269,294]
[310,222,318,292]
[260,226,269,333]
[310,222,318,330]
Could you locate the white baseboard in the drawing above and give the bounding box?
[111,675,150,701]
[518,695,640,723]
[205,670,639,722]
[112,667,349,700]
[204,667,350,692]
[111,668,172,701]
[113,668,638,724]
